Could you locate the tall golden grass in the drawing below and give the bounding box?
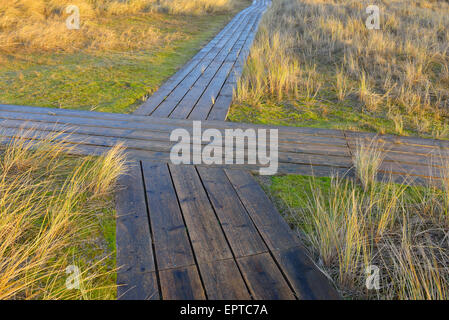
[0,0,238,54]
[0,131,126,299]
[281,140,449,299]
[236,0,449,137]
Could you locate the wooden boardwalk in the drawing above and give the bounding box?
[134,0,269,120]
[1,0,448,301]
[0,104,447,184]
[115,162,339,299]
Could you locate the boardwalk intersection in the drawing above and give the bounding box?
[1,0,447,300]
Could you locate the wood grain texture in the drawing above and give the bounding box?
[159,266,206,300]
[271,246,340,300]
[237,253,295,300]
[198,259,251,300]
[224,169,302,251]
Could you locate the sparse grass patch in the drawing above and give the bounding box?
[0,131,126,299]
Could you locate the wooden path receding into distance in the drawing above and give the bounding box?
[1,0,448,300]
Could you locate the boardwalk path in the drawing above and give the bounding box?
[0,0,447,300]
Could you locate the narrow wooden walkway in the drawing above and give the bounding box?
[116,162,339,299]
[134,0,270,120]
[1,0,448,301]
[0,104,447,185]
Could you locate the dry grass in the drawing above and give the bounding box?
[0,131,126,299]
[274,140,449,300]
[0,0,238,55]
[235,0,449,138]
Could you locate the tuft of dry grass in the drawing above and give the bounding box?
[235,0,449,138]
[0,0,239,55]
[353,138,385,191]
[0,131,126,300]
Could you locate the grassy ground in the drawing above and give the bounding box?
[257,143,449,299]
[0,133,125,299]
[229,0,449,139]
[0,0,247,113]
[230,0,449,299]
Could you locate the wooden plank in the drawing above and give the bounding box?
[116,163,159,300]
[0,111,351,150]
[0,119,353,168]
[117,272,159,300]
[346,138,447,157]
[169,165,233,263]
[272,246,340,300]
[141,162,195,270]
[0,105,348,139]
[198,259,251,300]
[345,130,449,149]
[159,266,206,300]
[197,167,267,258]
[207,93,234,121]
[379,161,443,179]
[237,253,296,300]
[0,117,352,159]
[224,169,302,251]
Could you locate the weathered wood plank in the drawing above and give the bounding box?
[169,165,233,263]
[197,167,268,258]
[141,162,195,270]
[134,7,252,116]
[0,105,348,139]
[159,266,206,300]
[198,259,251,300]
[0,116,352,158]
[272,246,340,300]
[151,9,256,118]
[237,253,296,300]
[169,11,259,119]
[0,111,352,151]
[116,163,159,300]
[224,169,302,251]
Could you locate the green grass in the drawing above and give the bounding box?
[261,173,449,299]
[229,89,449,139]
[0,13,235,113]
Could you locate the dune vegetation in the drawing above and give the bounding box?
[0,0,247,113]
[230,0,449,139]
[263,142,449,300]
[0,132,125,299]
[0,0,239,54]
